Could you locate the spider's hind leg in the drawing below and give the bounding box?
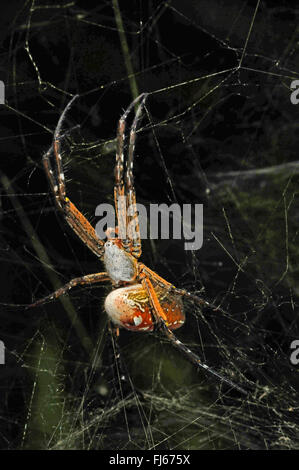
[157,318,247,395]
[138,264,247,394]
[138,263,210,310]
[142,275,247,394]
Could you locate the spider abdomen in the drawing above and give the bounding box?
[104,284,185,332]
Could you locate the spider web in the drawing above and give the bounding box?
[0,0,299,450]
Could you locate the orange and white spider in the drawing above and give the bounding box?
[30,93,246,395]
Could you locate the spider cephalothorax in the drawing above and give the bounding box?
[103,240,137,284]
[29,93,246,395]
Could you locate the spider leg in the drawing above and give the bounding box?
[139,263,217,310]
[125,93,148,258]
[114,107,126,240]
[114,93,147,257]
[138,263,173,289]
[140,276,169,323]
[157,319,247,395]
[28,272,109,308]
[44,95,78,205]
[141,275,247,395]
[44,95,105,259]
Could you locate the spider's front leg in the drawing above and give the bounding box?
[114,93,147,259]
[43,95,105,259]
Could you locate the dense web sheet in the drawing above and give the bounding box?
[0,0,299,450]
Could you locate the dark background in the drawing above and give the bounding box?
[0,0,299,450]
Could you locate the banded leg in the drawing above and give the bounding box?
[44,95,78,209]
[44,95,105,259]
[114,102,127,240]
[158,319,247,394]
[139,263,214,310]
[28,272,110,308]
[141,276,247,395]
[140,276,168,324]
[125,93,148,258]
[114,93,147,256]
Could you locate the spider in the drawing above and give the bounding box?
[29,93,246,395]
